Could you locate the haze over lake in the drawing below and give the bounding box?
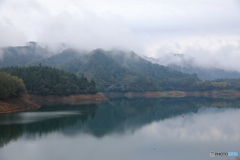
[0,98,239,160]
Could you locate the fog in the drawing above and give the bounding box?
[0,0,240,70]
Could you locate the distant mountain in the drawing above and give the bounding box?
[168,64,240,80]
[26,48,85,67]
[0,42,51,67]
[142,55,240,80]
[105,50,197,81]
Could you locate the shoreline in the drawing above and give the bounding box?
[0,97,41,114]
[1,90,240,113]
[0,93,108,114]
[104,90,240,99]
[26,93,108,105]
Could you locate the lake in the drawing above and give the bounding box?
[0,97,240,160]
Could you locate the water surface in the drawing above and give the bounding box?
[0,98,240,160]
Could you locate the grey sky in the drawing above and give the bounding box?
[0,0,240,70]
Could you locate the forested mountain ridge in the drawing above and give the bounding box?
[58,49,161,92]
[105,50,198,80]
[142,54,240,80]
[0,42,51,68]
[168,64,240,80]
[26,48,85,67]
[0,45,201,92]
[0,66,97,95]
[58,49,200,91]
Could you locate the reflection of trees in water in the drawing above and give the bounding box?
[1,97,240,147]
[0,124,25,148]
[26,103,98,135]
[0,104,98,147]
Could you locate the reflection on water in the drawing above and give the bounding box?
[0,98,240,160]
[0,111,82,125]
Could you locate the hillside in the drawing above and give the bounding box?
[0,45,202,92]
[58,49,161,92]
[142,54,240,80]
[26,48,84,67]
[168,64,240,80]
[0,66,97,95]
[0,42,51,67]
[58,49,200,91]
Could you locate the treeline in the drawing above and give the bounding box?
[0,72,26,99]
[170,78,240,91]
[0,66,97,95]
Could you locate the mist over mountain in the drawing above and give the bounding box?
[0,44,200,92]
[3,44,240,92]
[142,54,240,80]
[0,42,51,68]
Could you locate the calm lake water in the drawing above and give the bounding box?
[0,98,240,160]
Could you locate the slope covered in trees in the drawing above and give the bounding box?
[58,49,162,92]
[0,72,26,99]
[58,49,200,92]
[0,66,97,95]
[2,44,229,92]
[168,64,240,80]
[26,48,84,67]
[0,42,51,68]
[105,50,200,90]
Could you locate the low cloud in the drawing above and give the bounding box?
[0,0,240,71]
[36,10,142,53]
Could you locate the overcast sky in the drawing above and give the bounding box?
[1,0,240,70]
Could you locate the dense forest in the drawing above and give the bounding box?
[58,49,200,92]
[0,72,26,99]
[0,66,97,95]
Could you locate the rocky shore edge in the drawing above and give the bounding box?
[0,97,41,113]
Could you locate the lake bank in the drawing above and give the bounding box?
[26,93,108,105]
[1,90,240,113]
[0,97,41,113]
[104,90,240,99]
[0,93,108,113]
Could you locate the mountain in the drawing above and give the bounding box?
[142,54,240,80]
[26,48,85,67]
[0,44,201,92]
[168,64,240,80]
[58,49,200,92]
[0,42,51,67]
[58,49,161,92]
[105,50,197,81]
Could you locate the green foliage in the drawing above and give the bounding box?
[4,45,240,92]
[0,72,26,99]
[0,66,97,95]
[59,49,200,92]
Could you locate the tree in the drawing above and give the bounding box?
[0,72,26,99]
